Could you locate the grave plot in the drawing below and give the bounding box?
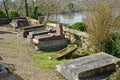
[32,24,69,51]
[22,24,44,31]
[57,52,120,80]
[33,24,65,41]
[22,25,45,38]
[10,19,29,29]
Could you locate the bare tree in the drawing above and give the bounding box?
[2,0,9,18]
[24,0,29,16]
[36,0,59,22]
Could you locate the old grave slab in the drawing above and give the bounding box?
[22,24,44,31]
[22,26,45,38]
[28,29,56,39]
[57,52,120,80]
[10,19,29,29]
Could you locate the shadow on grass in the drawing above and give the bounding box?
[0,56,3,60]
[55,52,89,60]
[1,73,24,80]
[0,38,4,40]
[80,70,114,80]
[0,62,23,80]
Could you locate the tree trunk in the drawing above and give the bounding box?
[46,13,50,22]
[3,0,9,18]
[24,0,29,16]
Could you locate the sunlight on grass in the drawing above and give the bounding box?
[32,51,66,69]
[0,40,21,49]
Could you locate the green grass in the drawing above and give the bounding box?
[0,40,20,49]
[32,51,66,69]
[108,69,120,80]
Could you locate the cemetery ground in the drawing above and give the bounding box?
[0,26,66,80]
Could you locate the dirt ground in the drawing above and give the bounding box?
[0,26,65,80]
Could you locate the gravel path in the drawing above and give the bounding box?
[0,27,65,80]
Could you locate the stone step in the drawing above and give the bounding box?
[57,52,120,80]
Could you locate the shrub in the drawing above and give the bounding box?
[9,11,20,18]
[0,10,6,18]
[29,6,42,19]
[47,20,59,23]
[61,23,71,28]
[108,69,120,80]
[105,32,120,57]
[84,1,114,53]
[114,15,120,28]
[71,22,86,32]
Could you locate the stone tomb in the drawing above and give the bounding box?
[10,19,29,29]
[34,24,65,41]
[22,24,44,31]
[22,25,45,38]
[34,38,68,51]
[57,52,120,80]
[32,24,68,51]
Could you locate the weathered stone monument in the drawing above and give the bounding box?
[57,52,120,80]
[34,24,65,40]
[10,19,29,29]
[32,24,68,51]
[22,24,45,38]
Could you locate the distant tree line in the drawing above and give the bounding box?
[0,0,120,18]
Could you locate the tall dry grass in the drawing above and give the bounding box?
[84,0,119,53]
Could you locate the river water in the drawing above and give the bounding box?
[47,11,85,25]
[46,9,120,25]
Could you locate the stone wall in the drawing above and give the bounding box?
[47,23,90,51]
[47,23,88,38]
[0,17,42,26]
[0,17,26,26]
[27,17,40,25]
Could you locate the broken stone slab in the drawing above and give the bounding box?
[52,44,77,59]
[57,52,120,80]
[0,63,8,78]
